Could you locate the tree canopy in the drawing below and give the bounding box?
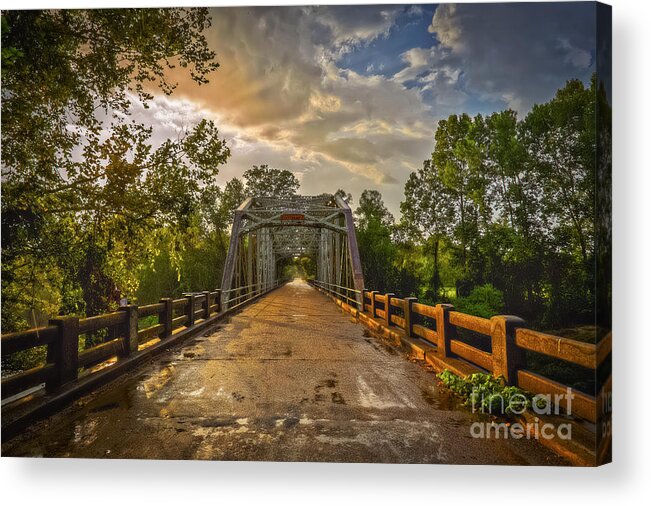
[242,164,300,199]
[1,9,228,331]
[395,77,606,328]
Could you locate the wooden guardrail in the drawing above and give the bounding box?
[1,291,220,401]
[1,279,281,404]
[312,282,611,425]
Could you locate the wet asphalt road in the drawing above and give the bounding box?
[3,280,565,464]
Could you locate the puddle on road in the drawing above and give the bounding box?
[419,384,461,411]
[358,329,487,420]
[356,376,416,410]
[362,329,399,356]
[6,377,139,457]
[8,353,195,456]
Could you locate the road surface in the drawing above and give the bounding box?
[3,280,565,464]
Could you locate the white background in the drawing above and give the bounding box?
[1,0,649,504]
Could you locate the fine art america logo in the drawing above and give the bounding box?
[469,387,575,440]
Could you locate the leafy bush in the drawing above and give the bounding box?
[454,283,504,319]
[437,370,545,415]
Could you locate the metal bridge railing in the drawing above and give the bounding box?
[309,280,362,309]
[222,279,282,309]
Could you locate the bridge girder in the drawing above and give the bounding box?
[220,194,364,309]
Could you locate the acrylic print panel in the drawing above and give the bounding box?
[1,2,611,466]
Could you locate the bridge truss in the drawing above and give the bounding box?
[220,194,364,310]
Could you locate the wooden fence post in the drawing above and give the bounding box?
[160,298,173,338]
[491,315,526,385]
[202,291,211,319]
[119,305,139,355]
[214,289,222,314]
[403,297,417,337]
[435,304,455,358]
[370,291,378,318]
[361,289,368,313]
[384,293,394,326]
[47,316,79,391]
[185,293,196,327]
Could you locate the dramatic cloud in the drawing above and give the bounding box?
[426,2,596,113]
[141,4,597,215]
[314,5,401,50]
[158,6,436,212]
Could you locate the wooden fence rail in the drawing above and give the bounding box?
[315,282,611,424]
[2,291,216,400]
[1,280,281,405]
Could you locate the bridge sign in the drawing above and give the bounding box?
[280,213,305,221]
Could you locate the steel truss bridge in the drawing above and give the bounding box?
[220,194,364,309]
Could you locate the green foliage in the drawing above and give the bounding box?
[138,315,159,330]
[354,190,406,294]
[437,370,545,415]
[455,284,505,319]
[1,16,22,69]
[1,8,225,333]
[355,189,394,229]
[2,9,218,184]
[400,160,450,300]
[280,257,316,280]
[356,220,396,293]
[392,76,608,330]
[243,164,299,198]
[3,346,47,375]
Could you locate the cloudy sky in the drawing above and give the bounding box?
[137,2,598,215]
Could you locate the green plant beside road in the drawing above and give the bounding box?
[437,370,546,415]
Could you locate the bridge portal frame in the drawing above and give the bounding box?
[220,194,364,310]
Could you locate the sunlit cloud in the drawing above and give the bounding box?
[133,4,597,215]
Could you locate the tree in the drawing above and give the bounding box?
[354,190,397,293]
[431,114,490,294]
[137,176,247,305]
[355,189,394,230]
[243,164,300,198]
[1,9,225,331]
[196,177,247,277]
[2,9,219,193]
[395,77,602,328]
[520,78,597,325]
[521,79,595,267]
[480,109,546,315]
[200,178,246,239]
[401,160,452,299]
[334,188,353,205]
